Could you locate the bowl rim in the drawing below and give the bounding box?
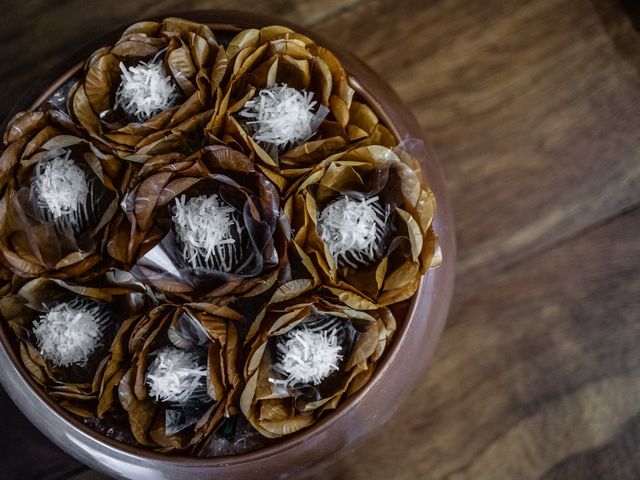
[0,10,455,466]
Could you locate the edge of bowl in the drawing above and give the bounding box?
[0,9,456,472]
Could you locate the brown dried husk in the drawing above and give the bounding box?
[205,25,378,189]
[68,17,227,161]
[277,100,397,183]
[284,145,441,309]
[0,278,142,417]
[109,144,288,303]
[0,109,131,281]
[101,303,242,452]
[269,240,322,304]
[342,100,397,149]
[240,294,396,438]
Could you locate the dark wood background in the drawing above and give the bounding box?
[2,0,640,478]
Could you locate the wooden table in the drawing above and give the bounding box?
[2,1,639,478]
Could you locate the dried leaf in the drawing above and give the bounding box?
[205,26,365,187]
[1,278,143,417]
[118,145,289,303]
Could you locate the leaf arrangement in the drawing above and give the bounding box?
[0,18,440,455]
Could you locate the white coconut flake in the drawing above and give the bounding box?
[317,195,390,268]
[114,58,179,122]
[33,300,106,367]
[172,194,244,272]
[238,84,319,150]
[146,347,208,404]
[273,326,343,387]
[34,151,90,228]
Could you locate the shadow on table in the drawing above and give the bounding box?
[589,0,640,74]
[0,385,110,479]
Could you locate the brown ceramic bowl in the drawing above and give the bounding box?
[0,10,455,480]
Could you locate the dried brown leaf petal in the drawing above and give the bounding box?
[119,145,288,303]
[205,25,381,187]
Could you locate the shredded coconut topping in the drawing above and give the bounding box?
[172,194,244,273]
[146,347,208,404]
[114,58,179,122]
[273,322,343,387]
[33,151,90,229]
[33,299,108,367]
[317,195,390,268]
[238,84,318,150]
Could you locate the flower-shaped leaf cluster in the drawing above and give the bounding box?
[69,18,227,161]
[0,278,143,417]
[109,144,288,303]
[99,303,241,451]
[0,109,129,280]
[284,145,440,309]
[240,295,396,438]
[205,26,374,188]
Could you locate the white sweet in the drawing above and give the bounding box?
[146,347,208,404]
[114,58,179,121]
[274,326,343,387]
[238,84,318,150]
[172,194,243,272]
[34,151,89,227]
[33,301,104,367]
[317,195,390,268]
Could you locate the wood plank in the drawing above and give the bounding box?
[540,412,640,479]
[315,0,640,277]
[320,207,640,479]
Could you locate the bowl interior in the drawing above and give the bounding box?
[0,12,453,467]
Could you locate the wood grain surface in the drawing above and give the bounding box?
[1,0,639,479]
